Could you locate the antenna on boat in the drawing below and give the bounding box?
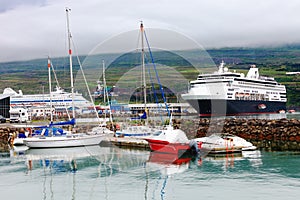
[66,7,75,121]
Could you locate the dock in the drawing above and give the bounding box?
[101,136,150,150]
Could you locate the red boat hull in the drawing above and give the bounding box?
[148,152,191,165]
[145,138,191,154]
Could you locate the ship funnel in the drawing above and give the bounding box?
[246,65,259,79]
[218,61,225,73]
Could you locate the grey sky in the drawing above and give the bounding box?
[1,0,300,62]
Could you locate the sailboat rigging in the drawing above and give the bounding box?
[115,22,159,138]
[23,7,110,148]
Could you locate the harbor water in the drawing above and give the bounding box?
[1,145,300,200]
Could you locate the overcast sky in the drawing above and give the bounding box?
[1,0,300,62]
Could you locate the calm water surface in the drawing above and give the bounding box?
[1,145,300,200]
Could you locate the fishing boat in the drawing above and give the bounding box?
[23,8,109,148]
[182,61,287,116]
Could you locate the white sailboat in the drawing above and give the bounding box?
[115,22,157,138]
[88,60,114,135]
[23,8,109,148]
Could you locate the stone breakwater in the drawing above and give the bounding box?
[1,118,300,151]
[178,118,300,151]
[0,126,24,152]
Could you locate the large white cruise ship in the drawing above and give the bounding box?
[3,86,93,109]
[181,61,287,116]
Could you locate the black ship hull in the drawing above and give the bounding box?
[185,99,286,117]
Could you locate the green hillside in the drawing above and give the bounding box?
[0,46,300,107]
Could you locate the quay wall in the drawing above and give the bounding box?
[178,118,300,151]
[1,118,300,151]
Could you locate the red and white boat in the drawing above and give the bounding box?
[144,125,191,154]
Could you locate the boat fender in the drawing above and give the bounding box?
[26,127,32,136]
[197,141,203,149]
[8,133,14,146]
[189,139,202,153]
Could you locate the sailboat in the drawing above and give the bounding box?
[11,57,73,146]
[23,8,109,148]
[88,60,114,135]
[115,22,157,138]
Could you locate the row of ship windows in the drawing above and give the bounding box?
[226,92,286,101]
[230,84,285,93]
[227,88,285,96]
[227,93,287,97]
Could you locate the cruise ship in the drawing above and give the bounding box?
[3,86,93,109]
[181,61,287,116]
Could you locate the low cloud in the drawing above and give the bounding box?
[1,0,300,62]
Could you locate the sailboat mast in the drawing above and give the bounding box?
[66,7,75,119]
[140,22,147,112]
[48,57,53,123]
[102,60,106,104]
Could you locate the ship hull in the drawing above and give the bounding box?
[185,99,286,116]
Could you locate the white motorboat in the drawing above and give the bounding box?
[190,133,256,154]
[220,133,257,151]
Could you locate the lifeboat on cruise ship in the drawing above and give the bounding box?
[258,104,266,110]
[288,109,296,113]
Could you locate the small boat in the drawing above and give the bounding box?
[288,109,296,113]
[144,123,191,155]
[258,104,266,110]
[220,133,257,151]
[115,124,156,137]
[190,133,256,154]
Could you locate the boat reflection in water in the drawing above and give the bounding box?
[146,152,192,199]
[196,149,262,171]
[10,145,150,172]
[7,145,262,200]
